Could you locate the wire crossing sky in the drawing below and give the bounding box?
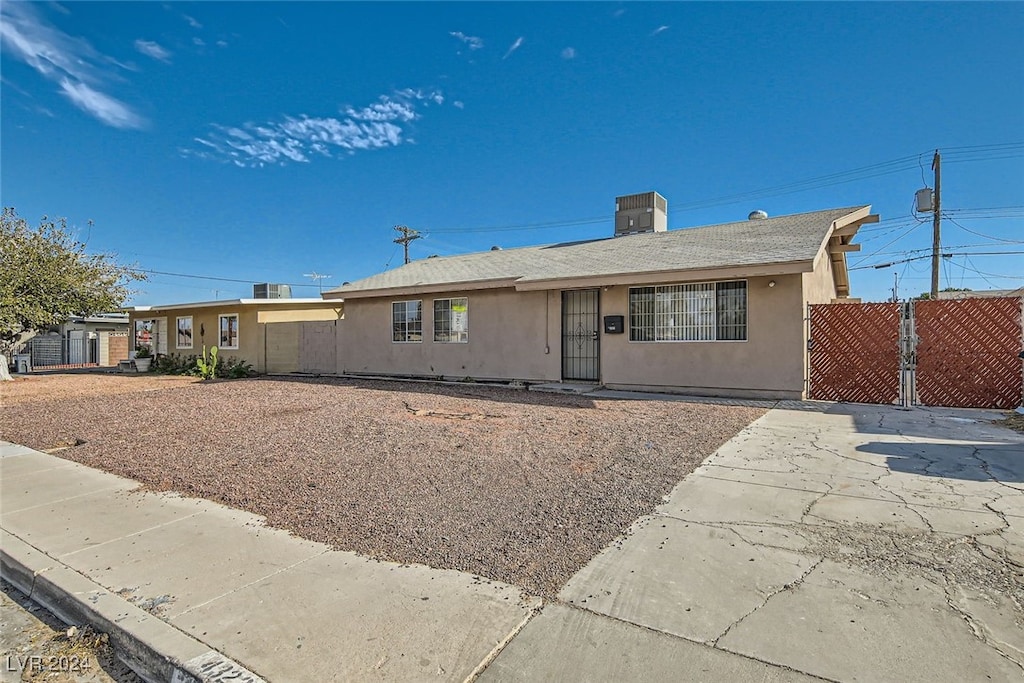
[2,2,1021,304]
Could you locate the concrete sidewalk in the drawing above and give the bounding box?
[3,402,1023,681]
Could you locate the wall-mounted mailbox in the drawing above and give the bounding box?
[603,315,625,334]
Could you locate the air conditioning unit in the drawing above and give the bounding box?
[253,283,292,299]
[614,191,668,237]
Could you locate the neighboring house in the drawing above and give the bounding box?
[936,288,1024,300]
[126,299,343,374]
[23,313,130,368]
[323,192,876,400]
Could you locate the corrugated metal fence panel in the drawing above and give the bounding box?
[915,296,1023,409]
[809,302,900,404]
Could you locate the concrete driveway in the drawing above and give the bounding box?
[483,403,1024,681]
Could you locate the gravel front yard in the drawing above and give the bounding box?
[1,374,765,597]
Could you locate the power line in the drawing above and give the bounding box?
[140,269,317,288]
[852,250,1024,271]
[943,214,1024,244]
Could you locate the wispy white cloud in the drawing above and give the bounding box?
[613,8,626,18]
[503,36,524,60]
[216,39,228,48]
[561,47,576,60]
[188,89,445,167]
[59,78,144,128]
[449,31,483,50]
[193,36,205,47]
[453,100,464,109]
[651,25,670,36]
[183,14,202,29]
[0,2,145,129]
[134,39,171,63]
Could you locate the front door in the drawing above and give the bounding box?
[561,289,600,381]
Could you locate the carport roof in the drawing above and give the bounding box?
[327,206,871,298]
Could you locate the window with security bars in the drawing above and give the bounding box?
[629,281,746,341]
[392,300,422,342]
[434,298,468,343]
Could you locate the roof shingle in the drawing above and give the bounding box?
[329,206,866,296]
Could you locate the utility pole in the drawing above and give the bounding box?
[393,225,421,265]
[303,271,332,294]
[930,149,942,299]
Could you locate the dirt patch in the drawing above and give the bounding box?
[0,580,140,683]
[998,412,1024,434]
[0,374,765,597]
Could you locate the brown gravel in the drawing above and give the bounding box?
[0,373,765,597]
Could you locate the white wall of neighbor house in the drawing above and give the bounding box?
[336,288,562,381]
[598,274,807,399]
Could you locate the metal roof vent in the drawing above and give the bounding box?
[614,191,668,237]
[748,210,769,220]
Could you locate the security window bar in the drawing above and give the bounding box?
[434,298,468,343]
[629,281,746,341]
[392,301,422,342]
[716,281,748,341]
[176,316,193,349]
[219,314,239,349]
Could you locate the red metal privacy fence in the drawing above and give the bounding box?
[916,297,1023,409]
[808,302,900,404]
[808,297,1023,408]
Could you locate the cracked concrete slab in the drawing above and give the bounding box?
[480,603,818,682]
[718,559,1023,681]
[559,403,1024,682]
[559,516,818,643]
[661,476,824,525]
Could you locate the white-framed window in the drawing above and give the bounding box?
[392,300,422,343]
[629,280,747,342]
[176,316,193,349]
[219,314,239,349]
[433,297,468,343]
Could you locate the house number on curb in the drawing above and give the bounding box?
[171,651,266,683]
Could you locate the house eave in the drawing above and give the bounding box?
[512,260,815,291]
[326,277,520,300]
[126,298,331,313]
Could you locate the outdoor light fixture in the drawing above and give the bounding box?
[768,280,776,288]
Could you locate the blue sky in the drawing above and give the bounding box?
[2,1,1021,305]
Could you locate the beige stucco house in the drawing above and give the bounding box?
[324,193,876,400]
[127,298,343,374]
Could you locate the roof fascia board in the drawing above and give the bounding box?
[513,261,813,291]
[330,277,520,300]
[127,298,329,313]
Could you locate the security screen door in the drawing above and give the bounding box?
[561,289,600,381]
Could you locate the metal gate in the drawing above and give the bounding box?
[808,297,1023,408]
[808,302,900,404]
[916,297,1023,408]
[562,289,600,381]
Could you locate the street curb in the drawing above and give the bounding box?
[0,529,265,683]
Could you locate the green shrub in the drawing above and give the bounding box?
[216,356,254,379]
[155,353,198,375]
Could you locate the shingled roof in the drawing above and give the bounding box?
[328,206,871,298]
